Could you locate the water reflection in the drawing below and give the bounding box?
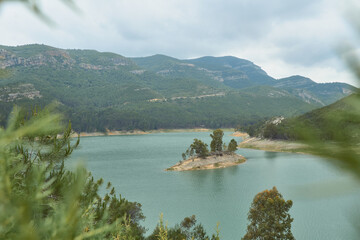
[181,164,241,194]
[183,170,209,188]
[265,151,278,160]
[212,168,225,192]
[228,165,239,175]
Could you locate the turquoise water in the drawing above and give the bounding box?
[70,132,360,240]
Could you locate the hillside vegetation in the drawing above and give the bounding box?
[0,44,356,132]
[242,94,360,142]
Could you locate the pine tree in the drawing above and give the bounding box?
[190,138,209,158]
[227,139,237,152]
[210,129,224,153]
[243,187,294,240]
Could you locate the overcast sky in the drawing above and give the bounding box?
[1,0,359,86]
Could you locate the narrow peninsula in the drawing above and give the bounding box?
[238,137,308,154]
[166,129,246,171]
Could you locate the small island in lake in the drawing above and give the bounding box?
[166,129,246,171]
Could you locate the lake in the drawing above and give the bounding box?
[70,132,360,240]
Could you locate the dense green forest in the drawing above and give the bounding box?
[0,44,357,132]
[240,93,360,142]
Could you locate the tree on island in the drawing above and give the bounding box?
[190,138,209,158]
[227,139,238,152]
[243,187,294,240]
[210,129,224,152]
[182,130,241,160]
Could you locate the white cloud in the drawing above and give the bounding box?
[0,0,359,86]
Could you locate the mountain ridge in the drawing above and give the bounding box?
[133,53,356,105]
[0,44,357,131]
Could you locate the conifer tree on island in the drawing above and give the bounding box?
[227,139,238,152]
[210,129,224,153]
[243,187,294,240]
[182,130,242,160]
[190,138,209,158]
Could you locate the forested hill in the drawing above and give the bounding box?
[244,94,360,141]
[133,55,356,105]
[0,44,357,132]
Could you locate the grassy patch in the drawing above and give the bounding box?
[236,158,246,164]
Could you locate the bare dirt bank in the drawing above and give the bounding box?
[166,153,246,171]
[238,137,308,153]
[74,130,148,137]
[72,128,213,138]
[230,131,249,137]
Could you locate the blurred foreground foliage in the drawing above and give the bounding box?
[278,27,360,178]
[240,88,360,179]
[0,105,222,239]
[148,214,220,240]
[296,94,360,178]
[0,0,77,25]
[0,106,146,239]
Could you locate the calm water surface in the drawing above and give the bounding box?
[70,132,360,240]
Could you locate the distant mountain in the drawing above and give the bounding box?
[185,56,276,88]
[133,55,276,89]
[272,75,355,106]
[273,75,316,88]
[134,55,356,106]
[0,44,357,131]
[132,54,228,89]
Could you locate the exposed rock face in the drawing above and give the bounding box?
[0,84,41,102]
[270,116,285,125]
[0,47,130,70]
[267,89,290,98]
[130,69,146,75]
[0,49,74,68]
[274,75,356,105]
[294,89,325,105]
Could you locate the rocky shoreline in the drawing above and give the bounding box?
[166,153,246,171]
[238,137,308,153]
